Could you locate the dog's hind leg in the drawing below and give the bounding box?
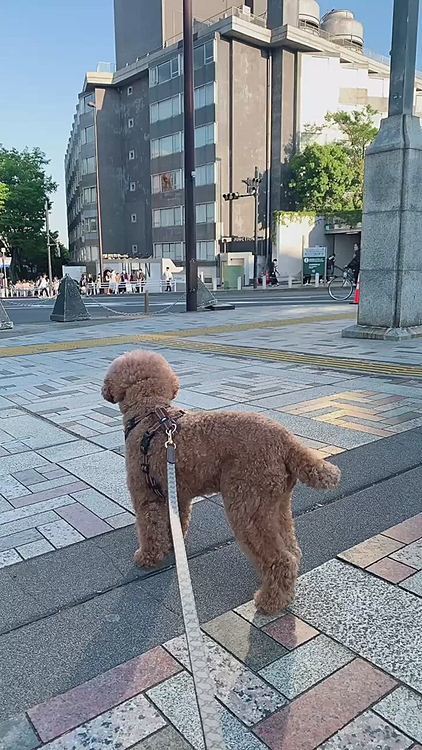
[223,485,301,615]
[134,499,172,568]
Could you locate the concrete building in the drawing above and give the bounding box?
[65,0,422,283]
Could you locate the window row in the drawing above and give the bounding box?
[83,186,97,204]
[150,123,216,159]
[149,83,215,123]
[82,156,96,175]
[153,241,216,261]
[151,162,215,194]
[82,217,98,233]
[152,202,215,228]
[149,42,214,87]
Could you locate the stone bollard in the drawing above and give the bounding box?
[50,275,90,322]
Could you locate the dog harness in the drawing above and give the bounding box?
[124,407,185,500]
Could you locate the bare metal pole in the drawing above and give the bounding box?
[45,200,53,294]
[183,0,197,312]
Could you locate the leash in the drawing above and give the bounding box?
[164,422,225,750]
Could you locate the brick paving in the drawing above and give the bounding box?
[0,514,420,749]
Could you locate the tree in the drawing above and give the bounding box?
[0,146,57,278]
[289,107,379,213]
[0,182,9,215]
[288,143,359,213]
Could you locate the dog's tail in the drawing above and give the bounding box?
[286,439,341,490]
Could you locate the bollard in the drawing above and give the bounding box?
[262,274,267,289]
[288,275,293,289]
[237,276,242,291]
[315,273,320,288]
[144,290,150,314]
[200,272,204,282]
[212,278,217,292]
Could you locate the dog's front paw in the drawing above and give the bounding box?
[134,547,165,568]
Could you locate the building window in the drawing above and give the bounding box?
[151,169,183,193]
[151,132,182,159]
[149,56,181,87]
[83,94,95,113]
[127,86,133,95]
[83,186,97,204]
[132,244,138,253]
[130,182,136,192]
[131,213,137,223]
[196,202,215,224]
[129,149,135,160]
[82,156,96,174]
[195,163,215,187]
[87,217,97,232]
[197,241,216,260]
[150,94,182,123]
[195,123,216,149]
[128,117,134,128]
[154,242,184,260]
[194,40,214,70]
[153,206,183,228]
[81,125,95,145]
[194,83,215,110]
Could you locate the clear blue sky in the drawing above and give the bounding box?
[1,1,421,243]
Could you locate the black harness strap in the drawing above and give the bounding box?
[124,408,184,500]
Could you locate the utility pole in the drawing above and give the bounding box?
[45,200,53,294]
[183,0,197,312]
[253,166,261,289]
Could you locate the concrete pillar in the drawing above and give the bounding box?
[267,0,299,28]
[343,0,422,340]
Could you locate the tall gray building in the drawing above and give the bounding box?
[65,0,422,281]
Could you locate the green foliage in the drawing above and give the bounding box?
[274,210,317,227]
[288,143,359,212]
[289,107,379,214]
[0,146,57,277]
[0,182,9,214]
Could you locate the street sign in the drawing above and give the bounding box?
[1,255,11,268]
[303,247,327,279]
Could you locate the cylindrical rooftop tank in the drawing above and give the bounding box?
[299,0,321,29]
[321,9,364,49]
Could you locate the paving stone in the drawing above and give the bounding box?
[37,440,104,462]
[39,693,165,750]
[383,513,422,544]
[0,528,41,553]
[374,686,422,743]
[18,539,55,559]
[338,534,404,568]
[254,659,396,750]
[28,646,181,742]
[391,540,422,571]
[263,614,319,650]
[400,570,422,597]
[234,600,280,628]
[70,488,125,519]
[164,633,285,726]
[89,432,125,449]
[202,610,288,671]
[26,475,87,493]
[56,504,112,538]
[12,469,46,485]
[11,483,88,509]
[132,725,193,749]
[38,468,69,480]
[0,506,70,536]
[0,497,13,513]
[38,519,84,547]
[260,634,354,699]
[60,451,133,509]
[366,557,417,583]
[0,713,40,750]
[148,671,267,750]
[290,559,422,693]
[106,511,134,528]
[0,475,31,500]
[0,549,22,568]
[318,710,413,749]
[0,415,75,450]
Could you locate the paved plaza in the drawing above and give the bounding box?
[1,306,421,749]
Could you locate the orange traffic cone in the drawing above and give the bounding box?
[351,273,360,305]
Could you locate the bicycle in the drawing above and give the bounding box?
[327,266,356,301]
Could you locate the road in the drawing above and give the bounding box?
[2,287,347,325]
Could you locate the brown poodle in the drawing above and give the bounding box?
[102,350,341,614]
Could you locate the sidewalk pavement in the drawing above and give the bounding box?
[1,307,421,748]
[1,514,421,750]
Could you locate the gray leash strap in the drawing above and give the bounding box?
[166,434,225,750]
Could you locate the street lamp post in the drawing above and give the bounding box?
[183,0,198,312]
[343,0,422,340]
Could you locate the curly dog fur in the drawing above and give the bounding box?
[102,350,341,614]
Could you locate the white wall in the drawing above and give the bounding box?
[273,215,326,279]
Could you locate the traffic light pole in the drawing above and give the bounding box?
[183,0,198,312]
[253,166,259,289]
